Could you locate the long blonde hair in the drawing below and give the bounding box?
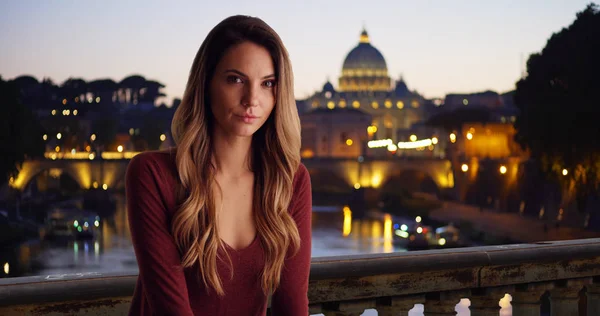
[170,15,301,296]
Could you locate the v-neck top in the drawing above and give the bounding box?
[125,149,312,316]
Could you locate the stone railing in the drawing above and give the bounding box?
[1,238,600,315]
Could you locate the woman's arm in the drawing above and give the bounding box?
[126,153,195,316]
[271,164,312,315]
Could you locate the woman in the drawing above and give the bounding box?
[125,15,312,315]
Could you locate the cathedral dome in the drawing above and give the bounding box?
[342,30,388,72]
[338,29,391,92]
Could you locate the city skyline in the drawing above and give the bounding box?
[1,0,593,103]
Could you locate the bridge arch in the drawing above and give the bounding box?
[18,165,87,193]
[381,169,440,196]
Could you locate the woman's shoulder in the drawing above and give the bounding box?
[127,148,178,184]
[292,163,311,194]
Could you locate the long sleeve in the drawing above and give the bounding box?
[271,164,312,315]
[126,153,194,316]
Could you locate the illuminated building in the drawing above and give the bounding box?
[301,28,427,145]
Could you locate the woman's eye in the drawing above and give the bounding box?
[263,80,276,88]
[227,76,243,84]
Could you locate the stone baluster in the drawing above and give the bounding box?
[376,295,425,316]
[586,283,600,315]
[549,278,590,316]
[322,299,375,316]
[423,291,468,316]
[511,282,554,316]
[469,286,513,316]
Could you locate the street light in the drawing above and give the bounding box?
[56,133,62,140]
[461,164,469,172]
[562,169,568,176]
[449,133,456,143]
[500,165,507,174]
[117,145,124,153]
[160,134,167,142]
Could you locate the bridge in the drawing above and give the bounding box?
[9,152,454,198]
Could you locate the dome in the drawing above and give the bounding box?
[341,30,388,72]
[338,28,391,92]
[322,80,335,93]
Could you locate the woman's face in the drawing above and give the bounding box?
[209,41,277,138]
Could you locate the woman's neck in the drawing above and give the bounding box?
[211,131,253,178]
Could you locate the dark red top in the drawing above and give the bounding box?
[125,150,312,316]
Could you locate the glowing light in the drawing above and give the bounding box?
[51,109,57,115]
[339,100,347,108]
[56,133,62,140]
[9,177,14,184]
[415,216,422,223]
[94,220,100,227]
[387,144,398,152]
[396,101,404,109]
[371,101,379,109]
[160,134,167,142]
[55,146,60,152]
[466,132,473,140]
[62,99,67,105]
[88,98,93,103]
[397,139,432,149]
[42,134,47,141]
[500,165,507,174]
[3,262,8,275]
[77,226,82,232]
[85,145,91,152]
[342,206,352,237]
[367,125,378,135]
[395,230,409,238]
[438,238,447,246]
[90,134,96,141]
[450,133,457,143]
[431,137,438,145]
[93,181,98,189]
[461,164,469,173]
[400,224,408,231]
[96,97,101,103]
[346,139,353,146]
[463,99,469,105]
[562,169,568,176]
[368,139,393,148]
[384,100,392,108]
[73,109,78,116]
[74,220,79,227]
[88,153,95,160]
[327,101,335,109]
[354,183,361,190]
[409,134,417,142]
[383,214,393,252]
[65,109,70,116]
[117,145,124,153]
[102,184,108,191]
[84,222,89,228]
[417,227,423,234]
[352,100,360,108]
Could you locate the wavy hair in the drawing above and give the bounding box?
[170,15,301,296]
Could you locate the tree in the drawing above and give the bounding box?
[514,4,600,211]
[0,77,45,182]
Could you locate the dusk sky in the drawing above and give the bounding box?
[0,0,593,103]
